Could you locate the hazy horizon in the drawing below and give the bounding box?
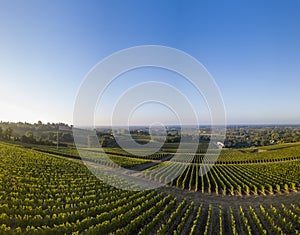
[1,120,300,127]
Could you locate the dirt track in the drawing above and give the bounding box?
[157,186,300,208]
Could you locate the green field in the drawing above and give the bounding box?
[0,142,299,234]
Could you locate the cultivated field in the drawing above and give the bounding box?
[0,142,299,234]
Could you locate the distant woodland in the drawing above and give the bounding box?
[0,121,299,148]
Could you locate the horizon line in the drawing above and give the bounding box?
[1,120,300,127]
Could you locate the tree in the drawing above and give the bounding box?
[100,136,109,147]
[3,127,13,140]
[26,131,34,139]
[21,131,36,144]
[60,133,73,142]
[0,127,2,139]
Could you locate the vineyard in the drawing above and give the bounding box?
[151,161,300,195]
[0,142,299,234]
[143,144,300,195]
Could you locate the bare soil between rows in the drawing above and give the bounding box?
[157,186,300,208]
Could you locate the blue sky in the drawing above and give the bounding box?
[0,0,299,125]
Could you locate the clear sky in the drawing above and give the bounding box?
[0,0,299,125]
